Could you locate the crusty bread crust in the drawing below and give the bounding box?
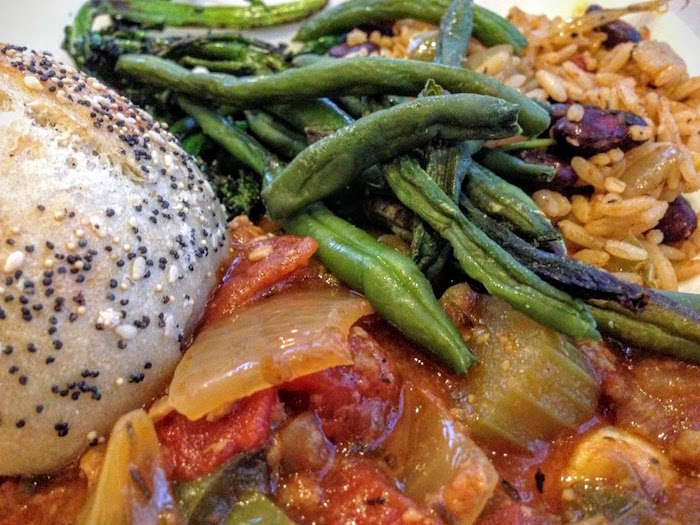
[0,44,231,475]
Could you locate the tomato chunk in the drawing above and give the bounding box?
[318,457,443,525]
[206,234,318,325]
[281,321,402,447]
[156,389,278,481]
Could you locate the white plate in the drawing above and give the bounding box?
[2,0,699,291]
[3,0,699,71]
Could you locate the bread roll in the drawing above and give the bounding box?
[0,44,231,475]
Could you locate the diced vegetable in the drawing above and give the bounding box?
[169,287,373,420]
[561,426,678,523]
[456,295,599,451]
[205,232,319,325]
[304,457,442,524]
[280,322,402,446]
[157,390,277,482]
[75,410,182,525]
[224,492,295,525]
[381,382,498,524]
[275,412,335,475]
[175,451,271,525]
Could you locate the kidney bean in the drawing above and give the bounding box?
[599,19,643,49]
[586,4,642,49]
[327,42,379,58]
[550,104,647,157]
[518,147,578,190]
[655,195,698,244]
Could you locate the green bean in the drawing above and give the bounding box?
[463,161,565,251]
[475,148,556,184]
[290,55,548,136]
[178,39,286,65]
[178,96,476,373]
[657,290,700,314]
[471,4,528,51]
[416,0,476,274]
[337,96,368,119]
[284,204,477,373]
[101,0,328,29]
[587,304,700,364]
[179,56,271,75]
[410,81,455,279]
[496,138,557,152]
[116,54,550,136]
[178,98,269,176]
[266,99,353,141]
[459,196,647,308]
[383,157,600,341]
[459,196,700,360]
[262,93,521,219]
[244,110,307,159]
[590,292,700,345]
[435,0,474,67]
[294,0,528,55]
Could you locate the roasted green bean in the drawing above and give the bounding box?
[435,0,474,67]
[116,54,550,136]
[463,161,565,251]
[383,157,600,341]
[178,98,269,176]
[294,0,528,54]
[262,93,521,218]
[284,204,477,373]
[101,0,327,29]
[266,99,353,142]
[461,197,700,362]
[476,148,557,184]
[587,304,700,364]
[177,96,476,373]
[244,110,307,159]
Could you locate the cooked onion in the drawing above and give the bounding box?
[169,287,373,420]
[612,141,686,198]
[75,409,181,525]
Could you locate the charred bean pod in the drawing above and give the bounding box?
[476,148,557,185]
[244,110,307,159]
[463,192,700,364]
[587,303,700,364]
[266,98,354,142]
[383,157,600,341]
[102,0,327,29]
[434,0,474,67]
[178,98,269,175]
[515,148,579,190]
[463,160,566,252]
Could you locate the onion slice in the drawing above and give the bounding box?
[169,287,373,420]
[75,409,181,525]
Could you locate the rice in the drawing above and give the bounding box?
[341,3,700,290]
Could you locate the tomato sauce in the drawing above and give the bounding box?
[2,223,700,524]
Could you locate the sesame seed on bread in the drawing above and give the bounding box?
[0,44,231,475]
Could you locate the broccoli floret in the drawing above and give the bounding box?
[210,170,261,220]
